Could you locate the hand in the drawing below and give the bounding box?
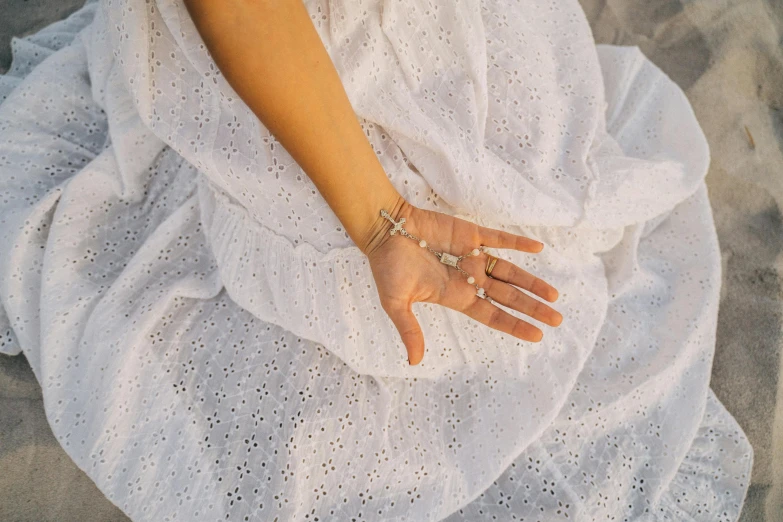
[364,199,563,366]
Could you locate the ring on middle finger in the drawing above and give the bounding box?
[485,255,499,278]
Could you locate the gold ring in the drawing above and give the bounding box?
[485,254,498,278]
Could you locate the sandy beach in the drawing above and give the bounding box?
[1,0,781,520]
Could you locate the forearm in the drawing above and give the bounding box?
[182,0,404,253]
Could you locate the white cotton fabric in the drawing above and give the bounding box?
[0,0,753,520]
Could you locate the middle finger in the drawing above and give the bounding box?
[486,257,559,303]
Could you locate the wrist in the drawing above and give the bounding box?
[310,160,409,255]
[359,193,412,257]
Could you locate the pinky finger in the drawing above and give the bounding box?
[463,296,544,343]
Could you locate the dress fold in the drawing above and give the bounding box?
[0,0,752,520]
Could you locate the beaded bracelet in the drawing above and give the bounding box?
[380,209,493,302]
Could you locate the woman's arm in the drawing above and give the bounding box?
[182,0,402,254]
[182,0,563,365]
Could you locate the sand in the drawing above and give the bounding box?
[1,0,781,520]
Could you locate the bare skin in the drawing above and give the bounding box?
[182,0,563,365]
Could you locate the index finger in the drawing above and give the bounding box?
[478,226,544,253]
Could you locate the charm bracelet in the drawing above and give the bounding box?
[379,209,494,302]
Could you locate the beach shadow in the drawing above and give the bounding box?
[580,0,712,90]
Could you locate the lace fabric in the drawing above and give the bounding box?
[0,0,752,520]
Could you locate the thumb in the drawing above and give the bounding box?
[387,304,425,365]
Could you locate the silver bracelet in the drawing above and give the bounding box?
[380,209,493,302]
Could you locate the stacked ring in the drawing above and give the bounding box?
[485,255,498,278]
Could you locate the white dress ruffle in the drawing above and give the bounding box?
[0,0,752,520]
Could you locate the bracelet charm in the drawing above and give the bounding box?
[439,252,460,268]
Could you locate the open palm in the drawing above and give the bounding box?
[365,202,563,365]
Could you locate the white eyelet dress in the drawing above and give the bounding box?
[0,0,752,520]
